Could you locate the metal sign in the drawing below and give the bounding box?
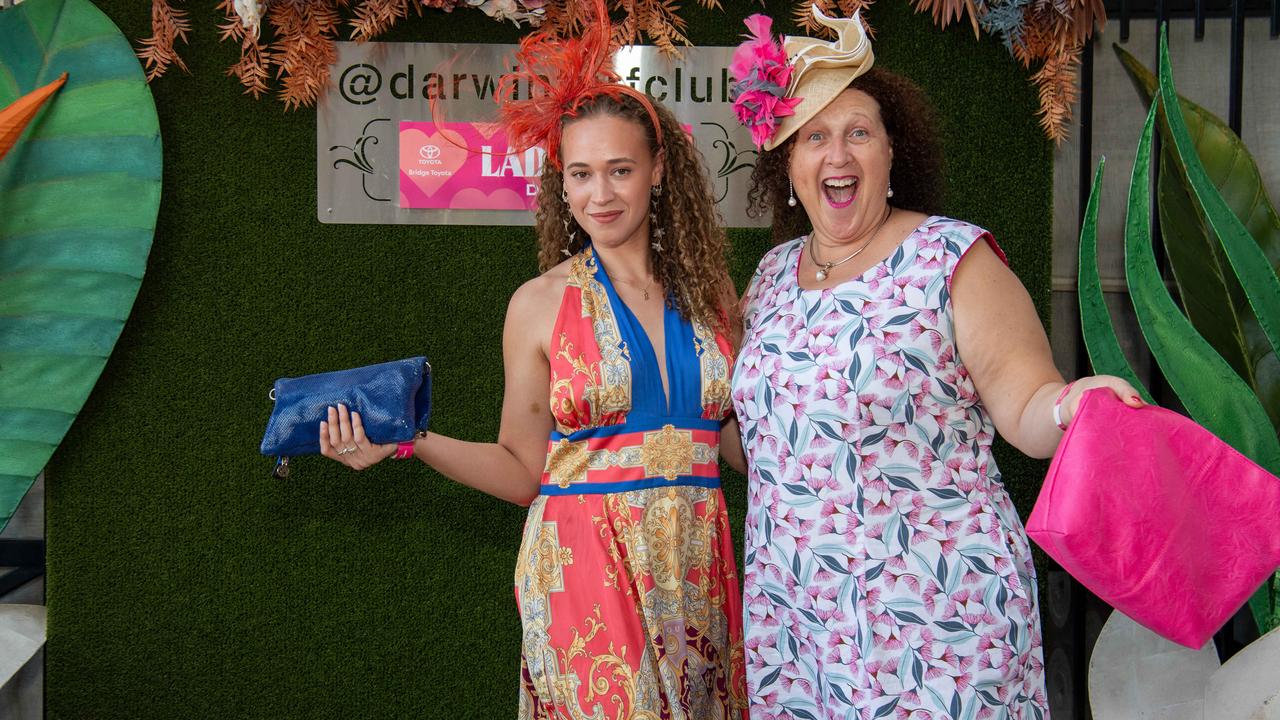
[318,41,767,227]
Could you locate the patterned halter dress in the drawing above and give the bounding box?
[515,244,749,719]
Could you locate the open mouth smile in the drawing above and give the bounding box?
[822,176,858,208]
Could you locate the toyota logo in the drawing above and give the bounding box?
[420,145,441,160]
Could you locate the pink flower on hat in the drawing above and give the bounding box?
[729,14,802,150]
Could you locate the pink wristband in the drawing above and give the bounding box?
[394,440,415,460]
[1053,382,1075,430]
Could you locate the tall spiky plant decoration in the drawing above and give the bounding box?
[1079,26,1280,636]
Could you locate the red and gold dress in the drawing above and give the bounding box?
[515,245,748,719]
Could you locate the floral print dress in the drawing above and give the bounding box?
[515,244,749,719]
[732,217,1049,720]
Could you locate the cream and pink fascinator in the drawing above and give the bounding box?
[730,4,875,151]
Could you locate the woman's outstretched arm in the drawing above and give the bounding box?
[322,277,557,506]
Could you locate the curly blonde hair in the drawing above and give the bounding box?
[533,95,737,340]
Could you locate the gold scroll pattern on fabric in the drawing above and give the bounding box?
[544,426,716,489]
[548,250,631,434]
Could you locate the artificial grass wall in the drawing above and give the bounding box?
[44,1,1050,717]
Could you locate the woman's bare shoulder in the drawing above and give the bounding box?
[507,257,573,342]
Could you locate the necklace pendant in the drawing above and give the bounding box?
[642,290,650,301]
[815,268,828,282]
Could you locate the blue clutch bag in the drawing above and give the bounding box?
[260,356,432,477]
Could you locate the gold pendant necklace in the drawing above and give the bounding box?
[810,206,894,282]
[619,275,655,301]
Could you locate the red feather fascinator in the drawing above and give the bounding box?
[496,0,663,170]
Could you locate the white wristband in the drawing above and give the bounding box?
[1052,382,1074,431]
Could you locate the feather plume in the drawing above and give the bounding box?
[496,0,663,168]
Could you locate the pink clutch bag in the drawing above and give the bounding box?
[1027,389,1280,648]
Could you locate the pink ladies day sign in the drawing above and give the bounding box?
[399,121,545,211]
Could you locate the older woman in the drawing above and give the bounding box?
[728,7,1141,717]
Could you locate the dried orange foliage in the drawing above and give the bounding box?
[906,0,979,35]
[541,0,723,56]
[1013,0,1099,141]
[268,0,346,109]
[138,0,727,109]
[350,0,421,41]
[795,0,877,38]
[137,0,192,80]
[795,0,1105,141]
[1029,45,1081,141]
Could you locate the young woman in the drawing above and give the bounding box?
[319,6,749,718]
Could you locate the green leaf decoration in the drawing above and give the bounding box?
[0,0,161,530]
[1077,157,1154,403]
[1157,29,1280,639]
[1117,27,1280,644]
[1114,43,1280,432]
[1123,98,1280,473]
[1158,30,1280,403]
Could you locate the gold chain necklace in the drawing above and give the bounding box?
[809,206,894,282]
[617,275,656,301]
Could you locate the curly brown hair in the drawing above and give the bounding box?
[747,67,945,242]
[534,94,737,338]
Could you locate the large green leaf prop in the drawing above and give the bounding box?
[1081,29,1280,637]
[1114,44,1280,431]
[1078,157,1154,404]
[1122,100,1280,472]
[1155,32,1280,400]
[1156,30,1280,637]
[0,0,161,530]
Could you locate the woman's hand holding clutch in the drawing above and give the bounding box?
[320,403,398,470]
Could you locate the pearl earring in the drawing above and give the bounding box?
[787,180,797,208]
[887,184,894,199]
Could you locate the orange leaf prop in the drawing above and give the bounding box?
[0,71,68,162]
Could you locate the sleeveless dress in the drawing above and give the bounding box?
[732,217,1049,719]
[515,245,749,719]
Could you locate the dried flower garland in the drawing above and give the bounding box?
[138,0,723,110]
[796,0,1104,142]
[136,0,1095,141]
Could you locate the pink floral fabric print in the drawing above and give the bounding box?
[732,217,1049,719]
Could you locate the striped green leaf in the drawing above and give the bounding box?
[0,0,160,530]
